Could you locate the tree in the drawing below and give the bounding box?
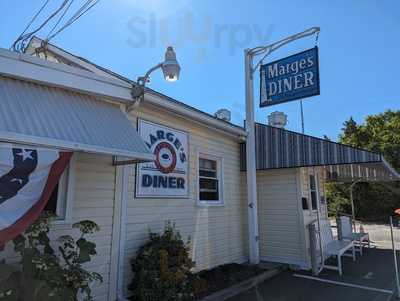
[339,111,400,172]
[327,110,400,221]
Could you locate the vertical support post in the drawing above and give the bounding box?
[350,184,356,232]
[300,99,305,134]
[314,168,324,268]
[244,49,260,264]
[337,216,342,240]
[390,216,400,298]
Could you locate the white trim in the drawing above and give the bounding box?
[26,37,128,84]
[144,94,246,139]
[0,131,155,161]
[196,151,224,207]
[118,166,129,299]
[110,162,129,300]
[52,154,76,225]
[0,47,133,103]
[295,168,309,266]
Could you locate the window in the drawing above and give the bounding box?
[301,197,309,210]
[44,158,74,222]
[309,175,318,210]
[198,155,223,205]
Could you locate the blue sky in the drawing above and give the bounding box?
[1,0,399,141]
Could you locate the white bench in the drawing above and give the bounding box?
[339,215,370,255]
[320,220,356,275]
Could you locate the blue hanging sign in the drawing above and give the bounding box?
[260,47,320,107]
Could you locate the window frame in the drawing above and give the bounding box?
[197,152,224,207]
[51,154,75,224]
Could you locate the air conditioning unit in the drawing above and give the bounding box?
[214,109,231,122]
[268,111,287,128]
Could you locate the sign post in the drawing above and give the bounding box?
[244,27,320,264]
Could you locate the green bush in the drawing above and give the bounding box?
[128,222,195,301]
[0,213,102,301]
[326,182,400,222]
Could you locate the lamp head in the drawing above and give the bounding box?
[162,46,180,82]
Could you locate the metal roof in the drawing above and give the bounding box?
[25,37,246,138]
[240,123,399,181]
[0,76,154,160]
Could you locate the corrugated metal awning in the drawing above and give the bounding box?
[240,123,399,182]
[0,76,154,160]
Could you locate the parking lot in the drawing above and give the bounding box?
[229,225,400,301]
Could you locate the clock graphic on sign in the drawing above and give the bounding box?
[154,142,177,174]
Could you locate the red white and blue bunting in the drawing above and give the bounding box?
[0,144,72,245]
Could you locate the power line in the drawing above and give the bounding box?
[11,0,51,50]
[46,0,100,42]
[12,0,70,52]
[11,0,100,53]
[46,0,75,39]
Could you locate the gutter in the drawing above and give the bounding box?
[144,92,247,140]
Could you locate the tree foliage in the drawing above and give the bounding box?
[327,110,400,221]
[339,110,400,171]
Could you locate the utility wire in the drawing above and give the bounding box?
[11,0,100,52]
[46,0,100,42]
[46,0,75,39]
[12,0,70,52]
[11,0,51,50]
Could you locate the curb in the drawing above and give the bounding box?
[198,264,286,301]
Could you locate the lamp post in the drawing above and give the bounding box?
[130,46,180,107]
[244,27,320,264]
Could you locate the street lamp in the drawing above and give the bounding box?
[130,46,180,106]
[244,27,320,264]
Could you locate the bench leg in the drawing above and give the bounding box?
[352,245,356,261]
[338,255,343,276]
[359,239,363,256]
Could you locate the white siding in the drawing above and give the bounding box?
[0,153,116,301]
[257,168,307,267]
[121,105,248,295]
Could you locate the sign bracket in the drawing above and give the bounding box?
[250,27,320,75]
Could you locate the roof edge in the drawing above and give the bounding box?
[26,37,247,138]
[0,47,133,103]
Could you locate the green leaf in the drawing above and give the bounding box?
[12,235,26,253]
[76,238,97,264]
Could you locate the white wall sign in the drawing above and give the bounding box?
[136,119,189,198]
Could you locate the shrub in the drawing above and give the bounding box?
[0,213,102,301]
[128,222,195,301]
[326,182,400,222]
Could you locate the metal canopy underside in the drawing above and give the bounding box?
[324,159,399,183]
[240,123,399,181]
[0,76,153,160]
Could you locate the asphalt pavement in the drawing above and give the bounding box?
[228,247,399,301]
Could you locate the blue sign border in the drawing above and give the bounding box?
[260,46,320,107]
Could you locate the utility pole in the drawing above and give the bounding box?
[300,99,305,134]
